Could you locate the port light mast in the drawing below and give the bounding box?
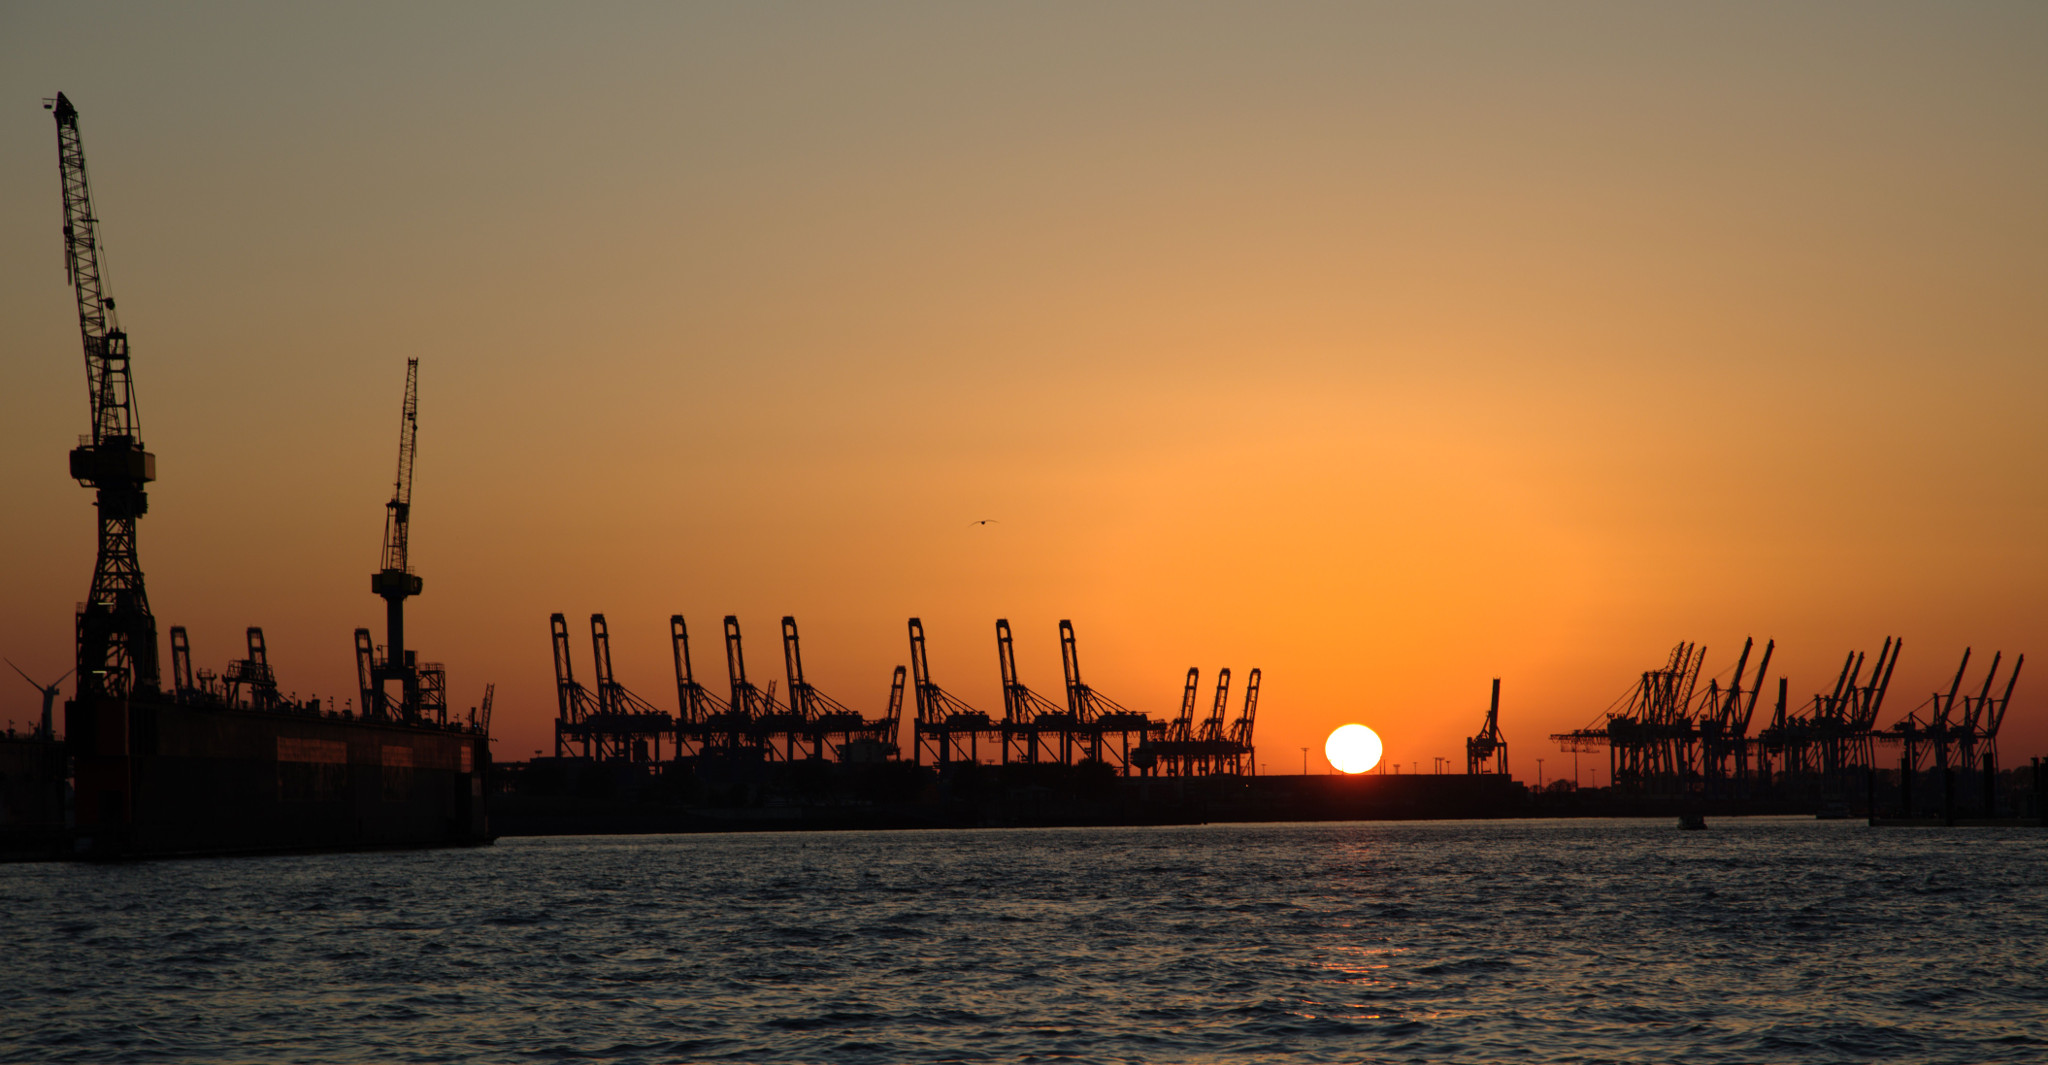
[48,91,160,700]
[370,359,423,717]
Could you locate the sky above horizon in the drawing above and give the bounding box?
[4,3,2046,777]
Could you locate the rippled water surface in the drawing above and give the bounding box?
[3,818,2045,1063]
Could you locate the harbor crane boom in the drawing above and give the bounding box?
[1200,669,1232,742]
[1170,668,1199,743]
[1987,655,2024,739]
[1228,668,1261,753]
[48,92,159,699]
[907,618,992,766]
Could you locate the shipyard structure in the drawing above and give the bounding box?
[1551,638,2043,823]
[502,613,1552,833]
[548,612,1260,776]
[508,607,1536,834]
[501,610,1273,828]
[508,616,2044,831]
[1,94,490,860]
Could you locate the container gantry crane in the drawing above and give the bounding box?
[588,614,672,761]
[550,612,599,757]
[1197,668,1232,774]
[723,616,781,755]
[1972,655,2023,812]
[222,627,279,711]
[547,613,666,760]
[1058,620,1160,774]
[877,665,907,758]
[48,92,159,701]
[1140,667,1202,775]
[908,618,994,766]
[783,616,898,761]
[167,626,193,698]
[1465,678,1508,776]
[996,618,1064,765]
[1225,667,1260,775]
[1762,637,1896,786]
[1169,667,1199,773]
[670,615,732,757]
[368,360,424,718]
[1882,647,2023,818]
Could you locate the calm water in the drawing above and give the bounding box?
[2,818,2044,1063]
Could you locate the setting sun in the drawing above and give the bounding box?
[1325,724,1383,775]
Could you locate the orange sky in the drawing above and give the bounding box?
[4,4,2046,778]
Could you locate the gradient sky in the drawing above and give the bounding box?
[4,3,2046,777]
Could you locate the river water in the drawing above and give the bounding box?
[3,818,2043,1063]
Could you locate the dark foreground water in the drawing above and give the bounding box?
[3,818,2044,1063]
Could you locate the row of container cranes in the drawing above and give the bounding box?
[1551,637,2025,817]
[549,614,1260,776]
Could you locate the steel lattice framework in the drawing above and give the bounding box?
[50,92,159,700]
[368,360,425,718]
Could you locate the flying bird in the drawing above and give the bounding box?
[969,519,999,526]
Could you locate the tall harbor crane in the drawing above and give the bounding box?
[908,618,993,766]
[1144,668,1201,775]
[724,616,772,725]
[1171,668,1199,743]
[783,616,894,760]
[37,94,493,859]
[1466,678,1508,775]
[222,628,280,711]
[1199,668,1233,774]
[996,618,1065,764]
[48,92,159,700]
[587,614,670,761]
[369,360,423,718]
[670,615,732,756]
[549,612,598,757]
[168,627,194,698]
[1057,620,1158,773]
[1226,667,1261,774]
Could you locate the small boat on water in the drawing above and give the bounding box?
[1678,812,1707,830]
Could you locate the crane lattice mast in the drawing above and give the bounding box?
[48,92,160,700]
[370,359,423,717]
